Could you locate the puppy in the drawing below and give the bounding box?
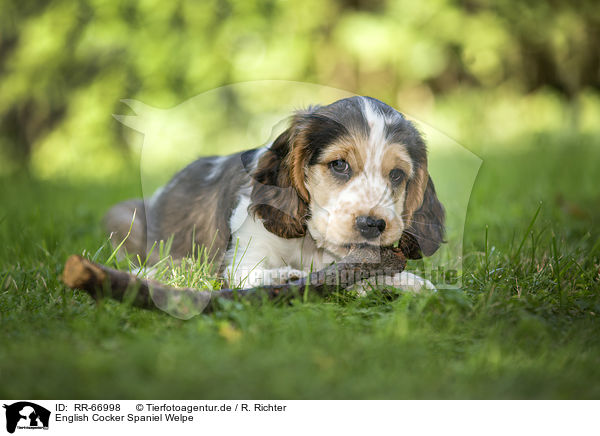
[105,96,445,290]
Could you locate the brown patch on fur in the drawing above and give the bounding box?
[288,136,311,203]
[401,173,445,259]
[250,118,310,238]
[315,137,364,174]
[381,145,414,179]
[404,164,428,218]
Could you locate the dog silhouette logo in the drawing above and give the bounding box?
[3,402,50,433]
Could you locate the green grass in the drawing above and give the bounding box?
[1,134,599,399]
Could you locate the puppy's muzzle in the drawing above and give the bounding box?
[355,215,386,240]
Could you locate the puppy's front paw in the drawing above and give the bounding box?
[390,271,436,292]
[272,267,307,285]
[347,271,436,296]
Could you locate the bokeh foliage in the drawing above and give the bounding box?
[0,0,599,178]
[1,0,600,400]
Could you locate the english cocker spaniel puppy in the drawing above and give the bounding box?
[105,96,445,290]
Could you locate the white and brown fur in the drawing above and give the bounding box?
[105,96,445,290]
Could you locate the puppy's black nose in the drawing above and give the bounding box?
[355,215,386,239]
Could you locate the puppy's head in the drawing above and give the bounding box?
[249,96,445,259]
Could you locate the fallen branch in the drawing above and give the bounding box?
[62,245,406,317]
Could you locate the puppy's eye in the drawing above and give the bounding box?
[389,168,406,185]
[329,159,352,179]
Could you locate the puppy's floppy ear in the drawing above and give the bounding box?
[400,170,445,259]
[248,111,313,239]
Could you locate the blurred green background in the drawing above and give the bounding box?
[2,0,600,399]
[1,0,599,178]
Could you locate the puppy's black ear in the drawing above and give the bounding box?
[400,175,445,259]
[248,115,310,239]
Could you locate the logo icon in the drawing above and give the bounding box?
[3,402,50,434]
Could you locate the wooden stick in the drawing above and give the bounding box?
[62,245,406,316]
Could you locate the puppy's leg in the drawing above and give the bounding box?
[258,266,307,286]
[391,271,436,292]
[348,271,436,296]
[224,264,307,288]
[103,199,148,261]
